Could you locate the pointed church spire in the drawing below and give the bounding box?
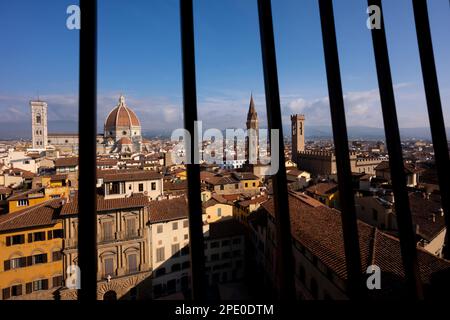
[247,93,257,122]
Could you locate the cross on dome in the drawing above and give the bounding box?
[119,94,126,105]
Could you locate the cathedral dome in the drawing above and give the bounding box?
[105,95,141,129]
[118,137,132,145]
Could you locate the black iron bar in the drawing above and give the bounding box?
[412,0,450,259]
[368,0,423,299]
[318,0,365,299]
[78,0,98,301]
[257,0,296,300]
[179,0,207,301]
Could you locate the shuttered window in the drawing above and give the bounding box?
[52,251,63,261]
[126,218,136,237]
[102,221,114,241]
[156,247,165,262]
[128,254,137,273]
[104,257,114,277]
[2,288,10,300]
[52,275,63,288]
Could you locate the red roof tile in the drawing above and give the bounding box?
[0,199,62,232]
[60,193,149,215]
[148,197,188,223]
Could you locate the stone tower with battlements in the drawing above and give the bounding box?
[291,114,305,161]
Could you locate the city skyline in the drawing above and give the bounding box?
[0,0,449,133]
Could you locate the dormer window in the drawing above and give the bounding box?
[122,131,127,135]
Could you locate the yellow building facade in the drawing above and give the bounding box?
[0,200,64,300]
[8,176,70,213]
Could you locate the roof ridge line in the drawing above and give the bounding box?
[0,198,58,226]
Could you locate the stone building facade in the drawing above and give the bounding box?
[59,194,152,300]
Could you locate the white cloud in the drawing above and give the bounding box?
[0,83,448,135]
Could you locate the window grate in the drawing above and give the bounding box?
[412,0,450,260]
[257,0,296,300]
[368,0,423,299]
[318,0,365,299]
[77,0,448,301]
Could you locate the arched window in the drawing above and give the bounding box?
[36,114,41,124]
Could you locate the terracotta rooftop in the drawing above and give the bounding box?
[237,195,268,207]
[261,193,450,288]
[96,159,118,166]
[286,169,307,177]
[232,172,260,181]
[208,219,246,240]
[60,193,149,216]
[0,199,62,232]
[0,187,12,195]
[409,192,446,242]
[203,194,231,208]
[221,194,242,202]
[55,157,78,167]
[148,197,188,223]
[375,161,423,174]
[306,182,338,196]
[97,169,162,182]
[7,188,45,201]
[4,167,35,179]
[164,180,188,191]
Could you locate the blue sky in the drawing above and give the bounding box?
[0,0,449,134]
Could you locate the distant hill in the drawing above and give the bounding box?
[292,125,449,141]
[0,121,78,140]
[1,121,448,141]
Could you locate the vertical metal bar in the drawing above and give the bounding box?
[257,0,296,300]
[78,0,98,301]
[412,0,450,259]
[179,0,207,301]
[318,0,365,299]
[368,0,423,299]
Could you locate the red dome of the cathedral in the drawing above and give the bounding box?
[105,95,141,128]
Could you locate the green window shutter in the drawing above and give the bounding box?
[28,233,33,243]
[4,260,10,271]
[6,236,11,246]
